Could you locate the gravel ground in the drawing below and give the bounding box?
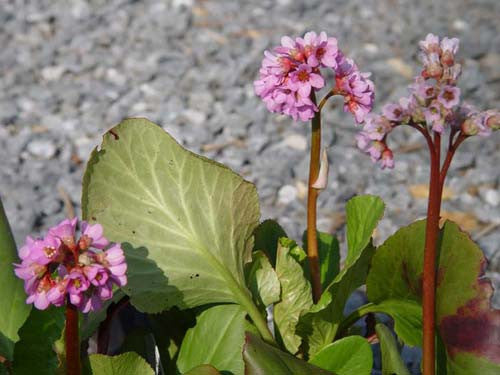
[0,0,499,371]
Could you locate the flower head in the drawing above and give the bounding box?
[255,32,373,123]
[14,218,127,313]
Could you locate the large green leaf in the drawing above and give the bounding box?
[345,195,385,267]
[375,323,410,375]
[303,231,340,290]
[242,332,334,374]
[82,118,260,313]
[177,304,246,375]
[367,220,500,373]
[0,198,31,359]
[274,238,313,354]
[253,219,287,266]
[342,299,422,347]
[298,243,375,357]
[89,352,154,374]
[245,251,280,309]
[184,364,221,375]
[13,306,65,375]
[309,336,372,375]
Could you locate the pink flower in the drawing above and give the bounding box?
[419,33,440,53]
[355,132,371,151]
[337,70,375,123]
[14,218,127,313]
[440,37,459,66]
[424,102,445,133]
[382,103,404,122]
[49,217,78,249]
[437,86,460,109]
[484,110,500,131]
[80,221,109,249]
[288,64,324,97]
[379,149,395,169]
[367,141,386,161]
[363,114,392,140]
[297,31,339,68]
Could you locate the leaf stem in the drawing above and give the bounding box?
[307,92,323,303]
[336,302,377,337]
[65,302,81,375]
[238,289,276,345]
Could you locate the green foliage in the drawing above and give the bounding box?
[273,238,313,354]
[303,231,340,290]
[375,323,410,375]
[13,306,65,375]
[367,220,500,373]
[245,251,280,309]
[0,198,31,360]
[184,364,221,375]
[177,305,247,375]
[82,118,260,313]
[252,219,287,266]
[242,332,334,374]
[88,352,154,374]
[298,194,384,357]
[309,335,372,375]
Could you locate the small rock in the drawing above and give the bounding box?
[41,66,66,82]
[27,139,57,159]
[283,133,307,151]
[181,109,207,126]
[481,189,500,207]
[278,185,297,205]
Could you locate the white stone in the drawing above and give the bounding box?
[181,109,206,126]
[27,139,57,159]
[41,66,66,81]
[278,185,297,205]
[482,189,500,207]
[283,133,307,151]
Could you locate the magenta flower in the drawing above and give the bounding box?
[14,218,127,312]
[288,64,325,97]
[255,32,373,123]
[363,114,392,140]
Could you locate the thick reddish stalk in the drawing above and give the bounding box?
[307,94,322,303]
[422,132,441,375]
[65,302,81,375]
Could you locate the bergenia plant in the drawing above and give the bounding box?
[0,31,498,375]
[255,31,374,302]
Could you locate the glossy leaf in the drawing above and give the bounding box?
[184,364,221,375]
[298,243,375,357]
[375,323,410,375]
[273,238,313,354]
[345,195,385,267]
[82,118,260,313]
[13,306,65,375]
[253,219,287,266]
[0,198,31,360]
[89,352,154,374]
[303,231,340,289]
[246,251,280,308]
[359,299,422,347]
[242,332,334,374]
[367,220,500,373]
[309,335,372,375]
[177,304,246,374]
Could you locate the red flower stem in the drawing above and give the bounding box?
[422,131,441,375]
[65,301,81,375]
[307,92,323,303]
[439,133,467,192]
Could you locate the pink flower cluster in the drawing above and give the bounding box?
[254,31,374,123]
[14,218,127,312]
[356,34,499,168]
